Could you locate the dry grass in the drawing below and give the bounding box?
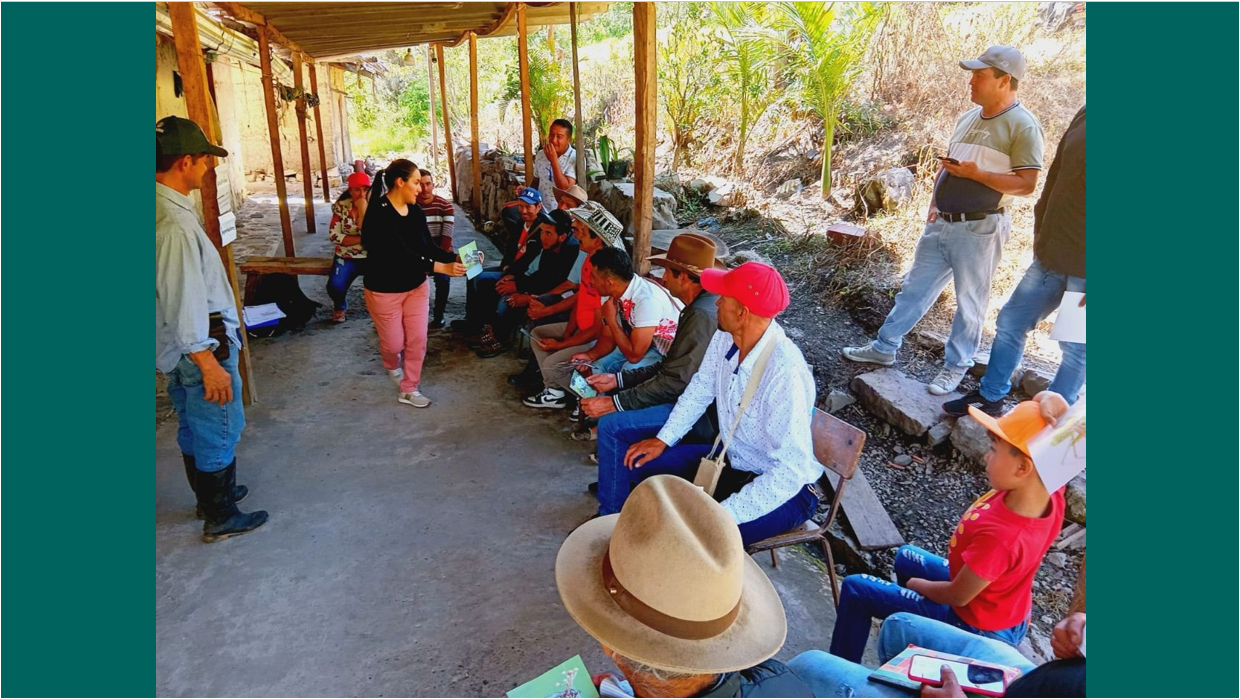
[682,3,1087,361]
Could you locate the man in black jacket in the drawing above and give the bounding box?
[477,210,580,358]
[458,187,551,338]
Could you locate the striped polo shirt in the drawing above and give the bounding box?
[935,101,1044,213]
[419,194,455,240]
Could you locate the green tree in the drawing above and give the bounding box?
[766,2,882,196]
[710,2,780,175]
[658,3,720,171]
[502,41,572,140]
[397,79,431,133]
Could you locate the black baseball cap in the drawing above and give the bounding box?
[156,115,228,158]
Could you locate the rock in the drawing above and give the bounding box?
[825,390,855,414]
[708,182,745,207]
[927,420,954,447]
[826,223,874,246]
[950,415,992,465]
[696,216,720,230]
[654,171,684,201]
[854,167,915,215]
[687,178,714,194]
[588,180,678,234]
[893,445,905,454]
[1021,368,1053,396]
[1046,551,1068,568]
[893,454,913,467]
[775,178,802,199]
[915,329,948,352]
[851,368,961,437]
[1065,472,1086,524]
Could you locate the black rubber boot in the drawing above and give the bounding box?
[200,461,268,543]
[183,454,247,519]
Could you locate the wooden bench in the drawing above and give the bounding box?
[238,256,333,305]
[744,409,904,606]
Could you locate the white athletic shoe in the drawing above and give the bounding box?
[398,391,431,408]
[388,368,404,386]
[841,343,896,366]
[927,367,968,396]
[523,388,567,410]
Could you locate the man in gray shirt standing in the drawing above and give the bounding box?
[156,115,268,542]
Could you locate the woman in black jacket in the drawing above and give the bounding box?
[361,159,466,408]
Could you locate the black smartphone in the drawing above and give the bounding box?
[939,156,960,165]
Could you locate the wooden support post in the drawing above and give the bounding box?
[428,45,440,171]
[308,62,331,203]
[469,33,482,219]
[632,2,657,275]
[435,44,457,201]
[570,3,586,184]
[167,2,256,403]
[292,52,317,233]
[517,3,533,183]
[257,29,295,256]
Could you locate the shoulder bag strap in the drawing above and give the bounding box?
[705,335,778,463]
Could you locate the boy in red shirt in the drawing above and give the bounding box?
[828,399,1070,662]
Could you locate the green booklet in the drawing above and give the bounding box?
[508,655,599,698]
[459,241,484,280]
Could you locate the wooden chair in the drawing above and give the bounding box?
[745,408,866,607]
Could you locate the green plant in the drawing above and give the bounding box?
[597,134,614,173]
[766,2,883,197]
[710,2,780,174]
[502,42,572,140]
[658,3,721,171]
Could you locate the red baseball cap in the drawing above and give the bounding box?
[700,262,790,318]
[347,172,372,189]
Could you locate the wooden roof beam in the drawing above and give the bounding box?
[213,2,308,58]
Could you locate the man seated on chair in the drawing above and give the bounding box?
[457,186,551,340]
[605,262,822,548]
[578,234,724,484]
[475,209,580,358]
[557,475,813,698]
[827,391,1081,664]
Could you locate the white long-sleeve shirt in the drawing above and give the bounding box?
[656,322,822,524]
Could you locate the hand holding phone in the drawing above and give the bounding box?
[938,156,960,165]
[908,655,1007,697]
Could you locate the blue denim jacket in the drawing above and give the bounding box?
[156,182,240,373]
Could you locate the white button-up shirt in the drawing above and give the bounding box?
[657,322,822,524]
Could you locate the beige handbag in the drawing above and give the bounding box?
[693,338,778,496]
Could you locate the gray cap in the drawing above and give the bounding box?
[960,45,1027,81]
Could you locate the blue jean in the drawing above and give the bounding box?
[790,613,1035,698]
[873,215,1011,368]
[595,404,818,547]
[432,273,450,321]
[828,545,1028,663]
[466,269,504,324]
[165,349,245,472]
[326,255,366,311]
[980,259,1086,403]
[593,345,662,375]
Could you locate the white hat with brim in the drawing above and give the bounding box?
[555,481,787,675]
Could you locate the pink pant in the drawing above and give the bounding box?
[364,284,430,393]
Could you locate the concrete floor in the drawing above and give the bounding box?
[156,198,871,697]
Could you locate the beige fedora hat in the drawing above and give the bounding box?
[556,476,787,674]
[553,183,590,206]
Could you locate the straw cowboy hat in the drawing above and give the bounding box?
[553,183,590,206]
[556,476,787,674]
[648,233,726,277]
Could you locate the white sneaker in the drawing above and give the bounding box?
[398,391,431,408]
[387,368,404,386]
[928,367,967,396]
[841,343,896,366]
[523,388,567,410]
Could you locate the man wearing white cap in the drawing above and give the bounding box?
[844,46,1044,397]
[557,475,812,697]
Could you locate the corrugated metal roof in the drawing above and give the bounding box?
[219,2,611,60]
